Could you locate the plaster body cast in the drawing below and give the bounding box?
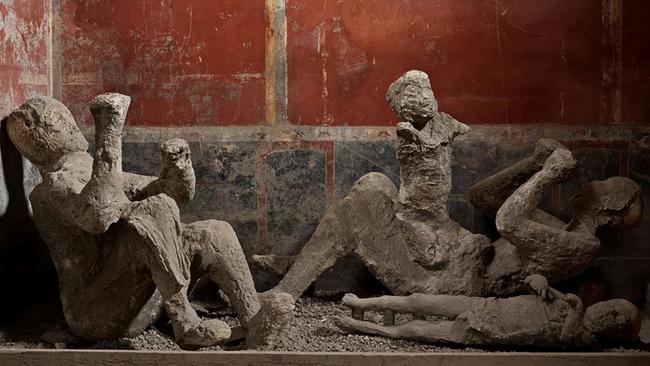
[334,275,641,349]
[255,70,642,299]
[6,94,293,350]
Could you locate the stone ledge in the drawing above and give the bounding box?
[77,124,649,143]
[1,350,649,366]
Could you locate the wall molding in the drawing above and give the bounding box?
[77,123,649,144]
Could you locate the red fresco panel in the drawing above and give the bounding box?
[286,0,602,126]
[0,0,48,117]
[60,0,266,126]
[622,0,650,123]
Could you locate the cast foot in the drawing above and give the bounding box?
[178,318,232,350]
[540,148,577,183]
[532,138,566,167]
[246,292,294,350]
[251,254,296,277]
[332,309,358,333]
[341,293,362,308]
[341,293,366,320]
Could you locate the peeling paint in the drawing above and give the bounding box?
[0,0,49,116]
[286,0,607,126]
[58,0,266,126]
[0,0,46,70]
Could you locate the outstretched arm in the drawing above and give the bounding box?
[127,138,196,207]
[470,139,565,218]
[71,93,131,234]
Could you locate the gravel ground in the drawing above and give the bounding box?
[273,298,486,353]
[0,297,648,352]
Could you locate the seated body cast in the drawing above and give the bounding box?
[6,94,293,349]
[256,70,642,299]
[333,274,641,349]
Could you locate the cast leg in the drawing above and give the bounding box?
[342,293,486,319]
[495,149,599,280]
[251,204,356,299]
[273,172,433,299]
[183,220,260,328]
[469,139,565,218]
[272,198,355,300]
[123,195,231,349]
[333,311,464,344]
[271,173,394,299]
[276,172,434,296]
[348,174,435,295]
[184,220,295,349]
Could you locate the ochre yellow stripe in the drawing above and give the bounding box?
[265,0,277,125]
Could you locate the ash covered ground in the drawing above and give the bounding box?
[0,296,648,352]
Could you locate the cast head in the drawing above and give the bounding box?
[386,70,438,130]
[6,96,88,168]
[569,177,642,229]
[160,138,192,170]
[584,299,641,346]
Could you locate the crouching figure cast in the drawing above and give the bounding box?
[6,94,293,350]
[334,275,641,349]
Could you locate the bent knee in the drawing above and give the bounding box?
[130,194,181,218]
[351,172,398,197]
[495,210,516,235]
[187,219,235,236]
[183,219,240,247]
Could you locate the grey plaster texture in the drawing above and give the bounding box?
[1,109,649,305]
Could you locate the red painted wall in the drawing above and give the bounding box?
[10,0,650,127]
[288,0,603,126]
[0,0,49,117]
[60,0,266,126]
[623,0,650,122]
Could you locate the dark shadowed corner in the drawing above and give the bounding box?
[0,117,58,324]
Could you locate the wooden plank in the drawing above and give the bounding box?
[1,350,649,366]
